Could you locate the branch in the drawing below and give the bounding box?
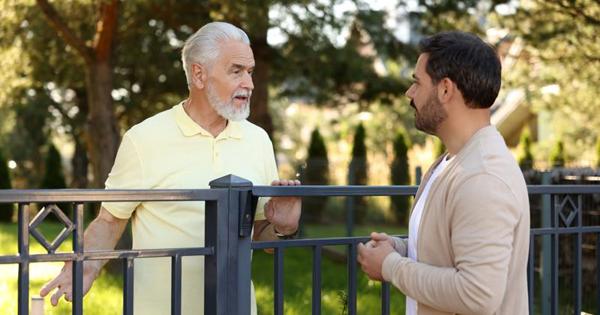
[36,0,94,64]
[93,0,119,61]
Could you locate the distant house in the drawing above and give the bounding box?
[491,35,543,148]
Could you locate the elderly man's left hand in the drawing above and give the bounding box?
[357,240,395,281]
[264,179,301,235]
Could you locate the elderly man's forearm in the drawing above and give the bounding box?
[82,207,129,273]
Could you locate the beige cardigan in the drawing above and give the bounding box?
[382,126,530,315]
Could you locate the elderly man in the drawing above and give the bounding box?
[358,31,530,315]
[40,22,301,315]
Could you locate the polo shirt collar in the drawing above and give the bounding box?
[173,102,243,139]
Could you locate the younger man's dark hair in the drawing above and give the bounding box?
[419,31,501,108]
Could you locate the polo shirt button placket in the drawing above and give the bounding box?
[213,139,221,171]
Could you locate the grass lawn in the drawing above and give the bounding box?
[0,222,407,314]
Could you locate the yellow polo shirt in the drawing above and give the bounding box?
[101,102,278,315]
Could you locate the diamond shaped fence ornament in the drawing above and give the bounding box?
[29,204,75,253]
[555,195,579,227]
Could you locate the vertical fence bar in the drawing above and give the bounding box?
[312,245,321,315]
[274,247,285,315]
[347,242,357,315]
[72,203,84,315]
[381,282,390,315]
[527,234,535,315]
[346,196,354,237]
[597,233,600,315]
[171,255,182,315]
[573,195,582,315]
[17,203,29,315]
[123,258,134,315]
[551,195,559,315]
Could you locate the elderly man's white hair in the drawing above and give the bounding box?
[182,22,251,86]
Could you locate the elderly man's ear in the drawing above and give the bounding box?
[191,63,207,90]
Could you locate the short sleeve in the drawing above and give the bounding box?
[254,135,279,221]
[101,132,145,219]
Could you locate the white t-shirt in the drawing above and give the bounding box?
[406,154,453,315]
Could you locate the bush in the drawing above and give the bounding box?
[550,140,565,168]
[0,150,13,222]
[348,123,368,224]
[302,129,330,223]
[390,131,411,225]
[517,129,534,171]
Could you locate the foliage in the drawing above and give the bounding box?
[0,0,415,188]
[302,128,330,223]
[41,144,67,190]
[0,150,13,222]
[433,137,445,159]
[496,0,600,164]
[517,129,534,171]
[549,140,565,168]
[390,130,411,225]
[41,143,71,219]
[348,123,368,224]
[596,137,600,168]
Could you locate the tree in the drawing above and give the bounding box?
[41,144,67,190]
[497,0,600,164]
[302,128,329,223]
[549,140,565,168]
[348,123,368,224]
[595,137,600,168]
[41,143,71,220]
[390,130,411,225]
[35,0,120,188]
[517,129,534,171]
[0,150,13,222]
[2,1,421,191]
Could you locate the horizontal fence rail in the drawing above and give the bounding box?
[1,180,599,315]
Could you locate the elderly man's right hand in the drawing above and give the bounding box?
[39,261,100,306]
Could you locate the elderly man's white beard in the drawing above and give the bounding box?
[206,83,251,121]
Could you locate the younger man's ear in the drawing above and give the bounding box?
[437,78,456,103]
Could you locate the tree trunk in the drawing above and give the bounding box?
[250,39,273,136]
[36,0,120,188]
[85,61,120,188]
[246,3,273,137]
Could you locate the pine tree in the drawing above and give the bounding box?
[391,131,411,225]
[41,144,70,220]
[517,129,534,171]
[0,150,13,222]
[348,123,368,224]
[303,129,329,223]
[549,140,565,168]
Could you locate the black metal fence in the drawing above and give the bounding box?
[0,175,599,315]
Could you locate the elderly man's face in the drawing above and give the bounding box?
[205,40,255,121]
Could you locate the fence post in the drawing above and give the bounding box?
[208,175,255,315]
[541,172,552,315]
